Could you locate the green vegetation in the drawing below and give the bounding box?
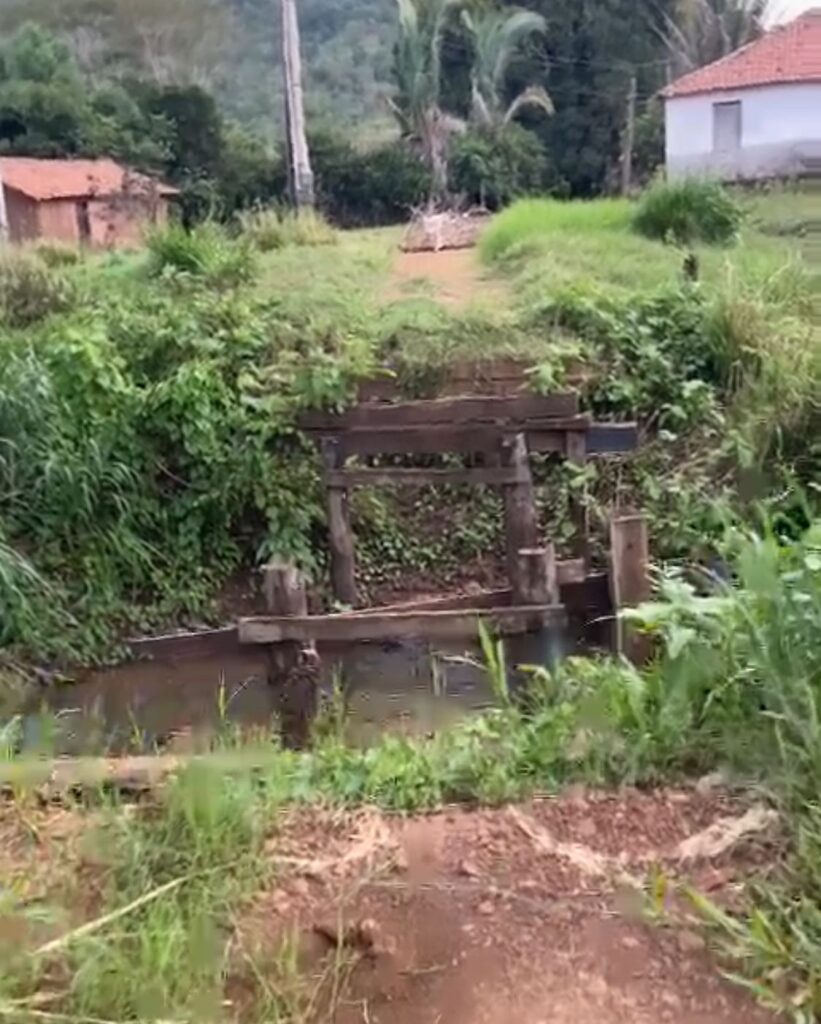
[239,208,338,252]
[1,521,821,1020]
[633,178,744,245]
[0,184,815,667]
[478,197,633,261]
[0,0,772,216]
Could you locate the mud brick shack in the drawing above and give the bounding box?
[0,157,178,248]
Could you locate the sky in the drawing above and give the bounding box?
[769,0,819,22]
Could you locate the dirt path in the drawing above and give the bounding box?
[248,788,778,1024]
[387,247,508,310]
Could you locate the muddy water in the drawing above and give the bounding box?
[21,637,537,755]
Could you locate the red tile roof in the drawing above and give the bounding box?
[0,157,178,202]
[663,8,821,98]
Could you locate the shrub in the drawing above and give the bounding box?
[146,221,255,287]
[449,124,557,210]
[309,130,431,227]
[632,178,743,245]
[479,197,632,263]
[0,249,75,327]
[238,207,337,251]
[29,240,81,268]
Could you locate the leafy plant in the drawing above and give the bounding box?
[633,178,744,245]
[0,249,75,327]
[146,221,255,287]
[239,206,337,251]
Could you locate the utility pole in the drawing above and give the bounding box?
[280,0,315,209]
[621,72,637,196]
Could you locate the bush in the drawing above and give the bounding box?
[29,240,82,268]
[448,124,556,210]
[309,130,431,227]
[0,249,75,327]
[238,207,337,251]
[146,221,255,287]
[633,178,743,245]
[479,197,632,262]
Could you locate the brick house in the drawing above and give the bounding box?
[0,157,178,248]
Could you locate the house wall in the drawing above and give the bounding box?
[665,82,821,180]
[4,188,40,243]
[37,199,82,244]
[87,195,170,249]
[4,192,171,248]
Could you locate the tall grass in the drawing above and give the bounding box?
[479,197,633,263]
[239,207,338,251]
[146,221,255,286]
[633,178,743,245]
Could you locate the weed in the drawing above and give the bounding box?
[0,249,75,327]
[633,178,743,245]
[479,196,632,263]
[146,220,255,287]
[240,206,338,251]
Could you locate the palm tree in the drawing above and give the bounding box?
[461,7,553,129]
[391,0,463,199]
[654,0,769,75]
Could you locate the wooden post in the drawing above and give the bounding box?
[500,433,539,598]
[609,514,651,663]
[565,429,590,566]
[512,545,559,606]
[321,438,357,607]
[262,560,318,748]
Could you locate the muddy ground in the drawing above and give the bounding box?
[241,786,778,1024]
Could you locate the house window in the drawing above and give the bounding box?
[713,100,742,153]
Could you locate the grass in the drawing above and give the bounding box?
[239,207,338,251]
[478,197,633,262]
[1,521,821,1021]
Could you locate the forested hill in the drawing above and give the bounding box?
[224,0,396,138]
[0,0,398,140]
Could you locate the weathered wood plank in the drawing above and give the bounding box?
[300,393,579,431]
[238,605,566,644]
[128,626,243,661]
[513,546,559,606]
[324,467,526,488]
[501,433,540,596]
[610,514,651,664]
[336,416,592,457]
[321,438,357,606]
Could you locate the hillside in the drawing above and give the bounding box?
[0,0,398,142]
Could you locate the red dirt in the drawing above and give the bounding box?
[246,787,780,1024]
[387,248,508,309]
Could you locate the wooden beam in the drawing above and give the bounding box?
[334,416,592,458]
[501,433,540,596]
[610,514,651,664]
[300,393,579,432]
[127,626,242,661]
[324,467,526,488]
[238,605,566,645]
[512,546,559,606]
[262,560,307,617]
[321,438,357,606]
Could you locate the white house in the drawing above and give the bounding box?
[663,8,821,181]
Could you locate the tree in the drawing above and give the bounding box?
[390,0,465,199]
[653,0,768,74]
[461,8,553,128]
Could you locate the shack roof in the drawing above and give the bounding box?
[0,157,178,202]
